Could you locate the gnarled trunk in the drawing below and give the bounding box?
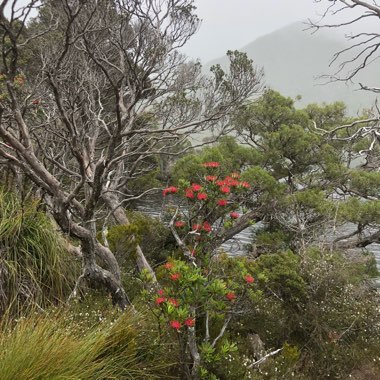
[81,236,130,309]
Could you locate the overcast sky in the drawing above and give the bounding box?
[8,0,376,65]
[182,0,355,63]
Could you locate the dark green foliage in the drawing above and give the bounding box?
[223,250,380,379]
[339,198,380,225]
[171,136,261,183]
[254,251,307,304]
[349,170,380,198]
[107,211,175,267]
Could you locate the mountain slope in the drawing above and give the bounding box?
[205,22,379,113]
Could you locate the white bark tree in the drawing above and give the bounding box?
[0,0,263,308]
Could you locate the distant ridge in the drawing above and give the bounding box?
[204,22,379,114]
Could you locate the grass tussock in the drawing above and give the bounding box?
[0,308,168,379]
[0,189,78,315]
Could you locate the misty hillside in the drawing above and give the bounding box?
[205,22,379,114]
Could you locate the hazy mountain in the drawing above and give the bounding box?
[204,22,379,114]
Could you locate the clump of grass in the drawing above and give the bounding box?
[0,189,79,315]
[0,308,169,379]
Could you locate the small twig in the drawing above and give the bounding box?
[67,273,85,303]
[247,348,283,368]
[205,311,210,342]
[211,315,232,348]
[169,207,197,266]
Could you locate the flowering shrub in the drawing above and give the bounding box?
[162,161,253,262]
[148,163,259,377]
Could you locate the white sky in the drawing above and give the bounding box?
[181,0,328,62]
[182,0,374,63]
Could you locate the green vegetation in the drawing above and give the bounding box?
[0,189,78,316]
[0,308,168,379]
[0,1,380,378]
[2,89,380,379]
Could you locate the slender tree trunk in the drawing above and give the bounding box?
[188,326,201,379]
[102,193,157,283]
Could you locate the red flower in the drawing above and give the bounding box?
[184,318,195,327]
[32,99,40,105]
[155,297,166,305]
[170,273,181,281]
[157,289,164,296]
[226,292,236,301]
[170,320,182,330]
[230,212,239,219]
[164,262,174,270]
[227,179,239,187]
[217,199,228,206]
[168,298,179,307]
[163,186,178,196]
[174,220,186,228]
[240,181,251,189]
[191,249,196,257]
[216,180,226,186]
[191,183,202,191]
[203,221,212,233]
[197,192,208,201]
[206,175,217,182]
[202,161,220,168]
[220,186,231,194]
[192,224,202,231]
[185,189,195,199]
[245,275,254,284]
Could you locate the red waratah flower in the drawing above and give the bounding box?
[184,318,195,327]
[231,172,240,179]
[240,181,251,189]
[206,175,217,182]
[191,183,202,191]
[170,273,181,281]
[203,221,212,233]
[245,275,255,284]
[202,161,220,168]
[170,320,182,330]
[163,186,178,196]
[192,224,202,231]
[226,292,236,301]
[174,220,186,228]
[228,179,239,187]
[157,289,164,296]
[155,297,166,305]
[168,298,179,307]
[217,199,228,206]
[220,186,231,194]
[216,180,226,186]
[197,192,208,201]
[185,189,195,199]
[164,262,174,270]
[230,212,239,219]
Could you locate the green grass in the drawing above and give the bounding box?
[0,189,78,315]
[0,308,168,379]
